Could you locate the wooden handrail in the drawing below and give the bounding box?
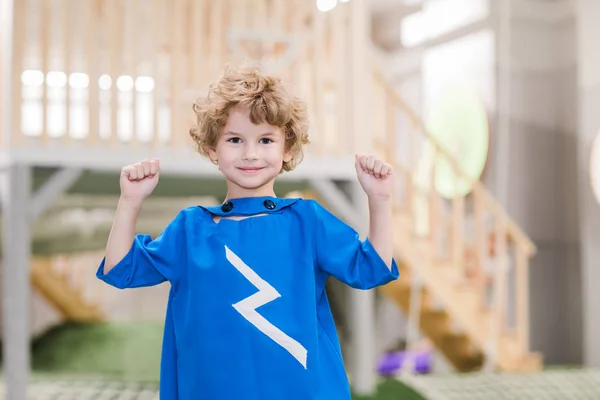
[373,67,536,362]
[373,69,536,256]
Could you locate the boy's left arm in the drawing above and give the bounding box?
[313,154,399,290]
[367,196,394,270]
[356,153,395,269]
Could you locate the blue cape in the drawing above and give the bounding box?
[97,196,399,399]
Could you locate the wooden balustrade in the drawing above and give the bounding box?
[30,251,106,322]
[3,0,366,159]
[372,70,536,360]
[30,250,174,324]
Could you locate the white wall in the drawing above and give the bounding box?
[576,0,600,368]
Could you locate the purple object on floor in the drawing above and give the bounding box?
[377,350,432,375]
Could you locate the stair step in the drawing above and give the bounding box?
[421,310,450,333]
[30,260,105,323]
[385,173,540,373]
[442,333,477,356]
[380,279,433,312]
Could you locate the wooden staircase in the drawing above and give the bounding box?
[30,257,105,323]
[381,263,485,372]
[371,73,541,372]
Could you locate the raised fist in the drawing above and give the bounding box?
[354,154,393,200]
[120,159,160,202]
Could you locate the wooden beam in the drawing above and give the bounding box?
[30,168,83,223]
[308,179,361,229]
[45,194,218,211]
[387,17,492,55]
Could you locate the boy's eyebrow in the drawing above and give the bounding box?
[224,131,278,136]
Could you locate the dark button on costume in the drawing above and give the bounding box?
[221,201,234,212]
[263,199,276,210]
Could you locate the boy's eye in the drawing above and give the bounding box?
[228,137,241,144]
[260,138,273,144]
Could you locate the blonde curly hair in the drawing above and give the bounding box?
[189,65,310,172]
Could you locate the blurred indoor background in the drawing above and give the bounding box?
[1,0,600,398]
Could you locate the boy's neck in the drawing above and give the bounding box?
[224,180,277,201]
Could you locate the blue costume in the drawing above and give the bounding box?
[96,196,399,400]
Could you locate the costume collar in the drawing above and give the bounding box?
[199,196,300,217]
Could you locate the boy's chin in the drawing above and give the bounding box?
[226,174,277,191]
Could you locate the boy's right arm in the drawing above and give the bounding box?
[103,197,143,274]
[98,159,183,288]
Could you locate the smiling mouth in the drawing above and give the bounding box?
[237,167,265,174]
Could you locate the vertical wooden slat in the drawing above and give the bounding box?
[289,0,307,97]
[384,90,403,212]
[384,90,395,163]
[254,0,267,29]
[311,7,325,156]
[220,0,230,64]
[332,4,347,155]
[370,82,385,155]
[40,0,49,143]
[190,0,207,86]
[516,245,530,354]
[230,0,246,30]
[170,0,185,149]
[428,146,439,258]
[404,122,417,215]
[7,0,26,147]
[63,0,72,143]
[452,193,465,272]
[152,0,165,148]
[129,0,139,146]
[209,1,222,78]
[107,0,120,146]
[86,0,99,145]
[498,219,508,330]
[473,188,486,309]
[229,0,246,67]
[492,216,508,347]
[272,0,284,30]
[350,0,369,155]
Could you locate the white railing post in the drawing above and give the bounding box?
[400,266,424,377]
[1,0,18,148]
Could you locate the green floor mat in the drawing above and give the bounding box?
[31,322,164,381]
[2,322,428,399]
[354,379,427,400]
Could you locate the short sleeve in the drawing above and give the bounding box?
[310,201,399,290]
[96,210,187,289]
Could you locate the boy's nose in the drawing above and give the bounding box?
[242,146,258,161]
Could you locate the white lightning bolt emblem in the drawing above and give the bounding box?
[225,245,308,369]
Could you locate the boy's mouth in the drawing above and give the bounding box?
[237,167,265,174]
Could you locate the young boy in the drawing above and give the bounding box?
[96,66,399,400]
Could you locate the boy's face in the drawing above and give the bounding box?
[209,106,293,198]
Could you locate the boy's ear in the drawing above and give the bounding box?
[208,147,218,163]
[283,149,294,163]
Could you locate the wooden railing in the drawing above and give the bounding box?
[371,70,536,362]
[31,250,170,323]
[30,253,106,322]
[2,0,369,158]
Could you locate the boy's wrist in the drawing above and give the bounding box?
[118,196,145,212]
[367,194,392,206]
[368,195,393,218]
